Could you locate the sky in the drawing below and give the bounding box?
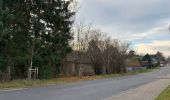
[75,0,170,57]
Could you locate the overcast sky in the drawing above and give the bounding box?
[75,0,170,57]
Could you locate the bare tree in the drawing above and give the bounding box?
[87,30,105,74]
[72,20,93,51]
[87,30,130,74]
[70,20,93,76]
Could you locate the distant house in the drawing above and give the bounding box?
[140,54,165,68]
[126,57,143,72]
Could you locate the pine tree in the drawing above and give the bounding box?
[0,0,75,79]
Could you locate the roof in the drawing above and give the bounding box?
[126,58,141,67]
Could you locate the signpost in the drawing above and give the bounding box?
[28,67,38,80]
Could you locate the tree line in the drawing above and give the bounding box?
[72,21,130,75]
[0,0,166,80]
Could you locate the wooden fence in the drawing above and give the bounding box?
[0,71,10,82]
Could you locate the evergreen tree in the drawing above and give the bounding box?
[143,54,152,68]
[0,8,11,72]
[0,0,75,79]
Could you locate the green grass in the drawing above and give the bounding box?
[0,67,159,90]
[156,86,170,100]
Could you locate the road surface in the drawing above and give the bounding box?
[0,65,170,100]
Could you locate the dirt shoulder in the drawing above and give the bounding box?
[110,74,170,100]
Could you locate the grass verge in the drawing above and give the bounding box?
[0,67,159,90]
[156,85,170,100]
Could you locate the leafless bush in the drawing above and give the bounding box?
[70,21,93,76]
[87,30,130,74]
[71,20,130,75]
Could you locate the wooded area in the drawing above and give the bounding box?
[0,0,75,80]
[0,0,167,82]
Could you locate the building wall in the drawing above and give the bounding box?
[61,62,95,76]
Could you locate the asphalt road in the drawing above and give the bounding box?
[0,65,170,100]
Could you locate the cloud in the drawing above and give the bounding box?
[77,0,170,35]
[76,0,170,56]
[131,23,170,40]
[136,40,170,57]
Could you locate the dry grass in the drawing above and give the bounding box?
[0,67,158,89]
